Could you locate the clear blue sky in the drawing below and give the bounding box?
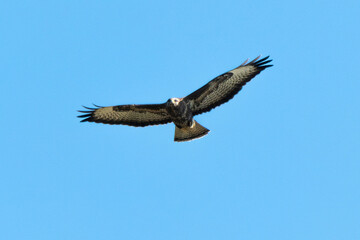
[1,0,359,239]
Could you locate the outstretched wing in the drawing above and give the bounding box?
[184,56,273,115]
[78,103,172,127]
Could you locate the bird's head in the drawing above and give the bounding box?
[168,98,181,106]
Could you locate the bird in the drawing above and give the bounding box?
[78,56,273,142]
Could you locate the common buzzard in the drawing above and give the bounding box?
[78,56,273,142]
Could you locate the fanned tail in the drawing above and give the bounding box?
[174,120,210,142]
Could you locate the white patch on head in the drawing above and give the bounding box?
[171,98,181,106]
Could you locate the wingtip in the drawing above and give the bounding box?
[240,58,249,66]
[249,55,261,64]
[92,103,103,108]
[253,55,273,68]
[77,113,92,118]
[82,105,96,110]
[80,118,90,123]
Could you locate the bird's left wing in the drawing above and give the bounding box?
[78,103,172,127]
[184,56,273,115]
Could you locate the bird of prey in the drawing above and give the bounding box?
[78,56,273,142]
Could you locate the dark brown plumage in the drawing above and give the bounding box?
[78,56,273,142]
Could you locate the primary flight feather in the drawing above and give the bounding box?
[78,56,273,142]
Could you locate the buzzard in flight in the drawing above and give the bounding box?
[78,56,273,142]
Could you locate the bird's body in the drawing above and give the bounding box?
[78,56,273,142]
[166,98,193,128]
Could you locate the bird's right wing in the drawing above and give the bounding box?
[184,56,273,115]
[78,103,172,127]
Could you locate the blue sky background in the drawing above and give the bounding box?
[1,0,359,239]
